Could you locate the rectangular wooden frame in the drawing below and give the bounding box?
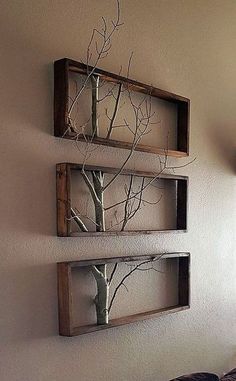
[56,163,188,237]
[54,58,190,157]
[57,252,190,337]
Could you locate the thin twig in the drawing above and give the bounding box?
[109,263,118,284]
[106,82,123,139]
[108,255,163,313]
[68,0,123,117]
[70,207,89,232]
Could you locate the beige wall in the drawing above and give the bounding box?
[0,0,235,380]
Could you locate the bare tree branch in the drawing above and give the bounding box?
[67,0,194,327]
[109,263,118,284]
[81,169,102,207]
[70,207,89,232]
[121,176,144,231]
[68,0,123,118]
[108,255,163,313]
[102,115,149,192]
[104,167,165,212]
[91,75,100,136]
[72,207,100,228]
[106,82,122,139]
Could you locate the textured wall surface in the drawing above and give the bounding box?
[0,1,235,380]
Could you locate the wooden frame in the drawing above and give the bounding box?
[54,58,190,157]
[57,252,190,337]
[56,163,188,237]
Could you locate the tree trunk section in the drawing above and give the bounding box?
[94,277,109,325]
[91,75,99,137]
[90,171,109,324]
[92,171,105,232]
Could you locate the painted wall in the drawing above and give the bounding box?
[0,0,235,380]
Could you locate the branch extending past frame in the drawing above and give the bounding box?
[68,0,123,118]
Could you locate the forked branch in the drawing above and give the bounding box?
[108,255,163,313]
[68,0,123,118]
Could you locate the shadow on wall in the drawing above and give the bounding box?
[1,114,59,237]
[207,124,236,173]
[1,258,235,380]
[1,45,53,136]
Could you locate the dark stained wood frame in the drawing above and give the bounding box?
[56,163,188,237]
[54,58,190,157]
[57,252,190,336]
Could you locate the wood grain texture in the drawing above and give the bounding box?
[56,163,71,236]
[57,263,73,336]
[57,252,190,337]
[71,305,190,336]
[67,59,188,102]
[177,100,190,154]
[56,163,188,236]
[178,255,190,306]
[54,59,69,137]
[68,163,188,180]
[59,252,189,268]
[69,229,187,237]
[54,58,190,157]
[63,134,189,158]
[177,178,188,230]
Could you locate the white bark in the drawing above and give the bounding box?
[91,75,100,136]
[92,265,109,325]
[91,172,109,324]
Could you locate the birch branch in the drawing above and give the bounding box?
[91,75,100,136]
[108,255,163,313]
[106,82,123,139]
[71,207,100,228]
[102,123,144,192]
[91,265,105,280]
[68,0,123,118]
[109,263,118,284]
[104,166,165,212]
[81,168,102,207]
[121,176,144,231]
[70,207,89,232]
